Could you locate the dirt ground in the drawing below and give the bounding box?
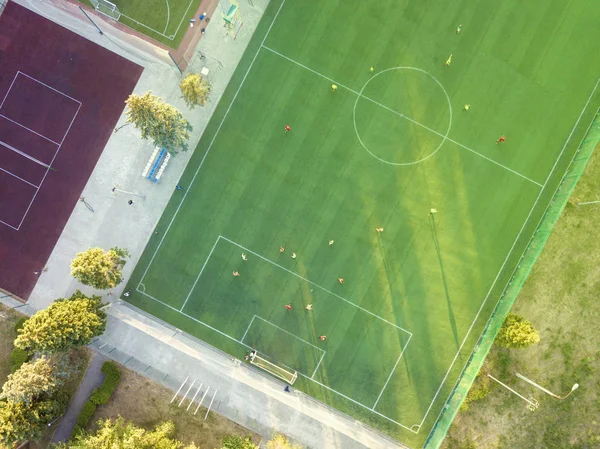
[443,142,600,448]
[88,367,261,448]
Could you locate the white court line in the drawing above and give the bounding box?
[14,102,82,230]
[260,45,543,188]
[0,73,20,110]
[419,77,600,431]
[0,166,39,188]
[17,71,82,104]
[0,140,52,169]
[0,219,19,231]
[0,114,61,146]
[220,235,412,336]
[372,333,413,410]
[139,0,289,286]
[179,236,221,311]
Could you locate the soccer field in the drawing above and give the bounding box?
[125,0,600,446]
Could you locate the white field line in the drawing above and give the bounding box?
[219,235,412,336]
[311,350,326,379]
[15,102,81,230]
[253,315,325,353]
[419,77,600,430]
[372,333,413,410]
[138,0,286,284]
[295,370,418,433]
[260,45,543,188]
[163,0,171,35]
[179,236,221,311]
[240,314,256,343]
[119,0,197,41]
[135,286,418,431]
[0,114,61,146]
[136,287,254,347]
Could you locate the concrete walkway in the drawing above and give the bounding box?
[52,352,107,443]
[3,1,411,448]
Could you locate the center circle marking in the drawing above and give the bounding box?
[353,67,453,166]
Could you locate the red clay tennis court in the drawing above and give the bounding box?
[0,1,143,299]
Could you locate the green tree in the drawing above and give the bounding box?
[266,434,302,449]
[70,247,129,290]
[495,313,540,349]
[180,73,211,109]
[0,356,68,446]
[1,357,66,406]
[0,398,59,445]
[15,291,106,353]
[56,417,199,449]
[222,435,259,449]
[125,92,193,153]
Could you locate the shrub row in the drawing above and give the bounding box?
[9,347,30,372]
[75,361,121,431]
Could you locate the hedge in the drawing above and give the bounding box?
[75,400,97,431]
[9,348,30,372]
[13,317,27,334]
[90,361,121,405]
[74,361,121,431]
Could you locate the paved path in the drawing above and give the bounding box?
[52,352,107,443]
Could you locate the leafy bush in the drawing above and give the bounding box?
[75,400,97,431]
[89,361,120,405]
[222,435,259,449]
[9,347,30,372]
[14,317,27,334]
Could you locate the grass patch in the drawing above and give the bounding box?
[86,365,260,448]
[0,304,26,384]
[443,142,600,448]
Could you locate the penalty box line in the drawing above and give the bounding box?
[219,235,412,337]
[241,314,326,380]
[135,282,418,434]
[260,44,543,188]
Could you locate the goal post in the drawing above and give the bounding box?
[250,351,298,384]
[94,0,121,21]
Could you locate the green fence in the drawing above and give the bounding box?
[423,107,600,449]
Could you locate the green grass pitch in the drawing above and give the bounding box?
[125,0,600,446]
[81,0,202,48]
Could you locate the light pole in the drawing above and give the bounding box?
[487,374,539,411]
[111,186,146,199]
[577,200,600,206]
[515,372,579,399]
[47,414,63,427]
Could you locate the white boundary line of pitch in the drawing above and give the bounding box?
[137,232,415,432]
